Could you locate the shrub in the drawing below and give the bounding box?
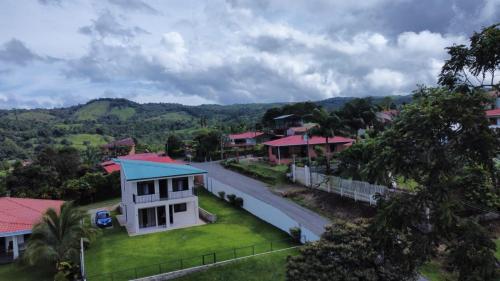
[226,194,236,205]
[234,197,244,208]
[289,227,302,243]
[218,191,226,200]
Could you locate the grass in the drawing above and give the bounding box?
[0,263,52,281]
[75,101,110,120]
[56,133,112,150]
[224,160,288,185]
[174,247,299,281]
[85,189,293,281]
[109,107,136,121]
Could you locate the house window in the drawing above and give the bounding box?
[172,177,189,192]
[137,181,155,196]
[173,203,187,213]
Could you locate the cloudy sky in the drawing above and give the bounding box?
[0,0,499,109]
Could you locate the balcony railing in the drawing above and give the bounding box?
[169,189,196,199]
[133,189,196,204]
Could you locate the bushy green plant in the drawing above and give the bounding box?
[218,191,226,200]
[234,197,244,208]
[289,227,302,243]
[226,194,236,205]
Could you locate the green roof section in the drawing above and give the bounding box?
[113,159,207,181]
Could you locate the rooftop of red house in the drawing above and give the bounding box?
[228,131,264,140]
[102,137,135,148]
[263,135,354,147]
[0,197,64,234]
[486,108,500,117]
[101,153,180,174]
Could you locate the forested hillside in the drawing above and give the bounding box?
[0,96,411,160]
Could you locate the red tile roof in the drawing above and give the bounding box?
[486,108,500,117]
[229,131,264,140]
[0,197,64,234]
[101,153,180,174]
[263,135,354,147]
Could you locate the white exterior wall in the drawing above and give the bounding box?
[119,169,201,235]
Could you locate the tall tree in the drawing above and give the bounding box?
[439,23,500,90]
[310,108,343,174]
[23,202,96,274]
[371,87,499,280]
[287,220,416,281]
[338,98,379,137]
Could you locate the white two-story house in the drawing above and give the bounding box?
[115,159,207,236]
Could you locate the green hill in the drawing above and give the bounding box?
[0,96,411,160]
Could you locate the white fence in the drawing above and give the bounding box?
[203,176,320,243]
[293,165,387,205]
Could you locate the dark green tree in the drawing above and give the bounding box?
[165,134,183,157]
[371,87,499,280]
[287,220,417,281]
[439,23,500,90]
[310,108,343,174]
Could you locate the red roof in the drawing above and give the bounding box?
[486,108,500,117]
[0,197,64,234]
[263,135,354,147]
[229,131,264,140]
[101,153,180,174]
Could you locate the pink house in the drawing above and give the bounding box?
[263,135,354,164]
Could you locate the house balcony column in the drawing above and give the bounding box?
[12,235,19,259]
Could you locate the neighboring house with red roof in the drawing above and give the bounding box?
[486,108,500,129]
[102,137,136,155]
[101,153,180,174]
[0,197,64,262]
[226,131,269,147]
[485,91,500,130]
[376,110,399,124]
[263,135,354,164]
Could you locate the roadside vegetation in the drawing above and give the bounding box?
[221,158,288,185]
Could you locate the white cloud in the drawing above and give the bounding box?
[365,68,407,89]
[0,0,497,108]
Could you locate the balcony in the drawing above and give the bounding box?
[133,189,196,204]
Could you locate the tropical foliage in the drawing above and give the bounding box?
[23,202,97,277]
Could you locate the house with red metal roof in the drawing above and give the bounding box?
[263,135,354,164]
[486,91,500,130]
[0,197,64,262]
[486,108,500,129]
[101,153,180,174]
[227,131,270,148]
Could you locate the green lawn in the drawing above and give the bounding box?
[85,189,293,281]
[224,160,288,185]
[0,263,52,281]
[109,107,136,121]
[174,248,299,281]
[56,133,112,150]
[75,101,110,120]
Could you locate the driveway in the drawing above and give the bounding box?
[191,161,330,237]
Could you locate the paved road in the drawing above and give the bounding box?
[193,161,429,281]
[191,161,330,237]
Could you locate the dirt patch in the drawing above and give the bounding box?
[282,187,377,221]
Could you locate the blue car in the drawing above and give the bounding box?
[95,210,112,228]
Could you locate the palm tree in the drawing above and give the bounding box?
[310,108,343,174]
[23,202,96,272]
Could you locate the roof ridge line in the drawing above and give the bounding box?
[4,197,54,214]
